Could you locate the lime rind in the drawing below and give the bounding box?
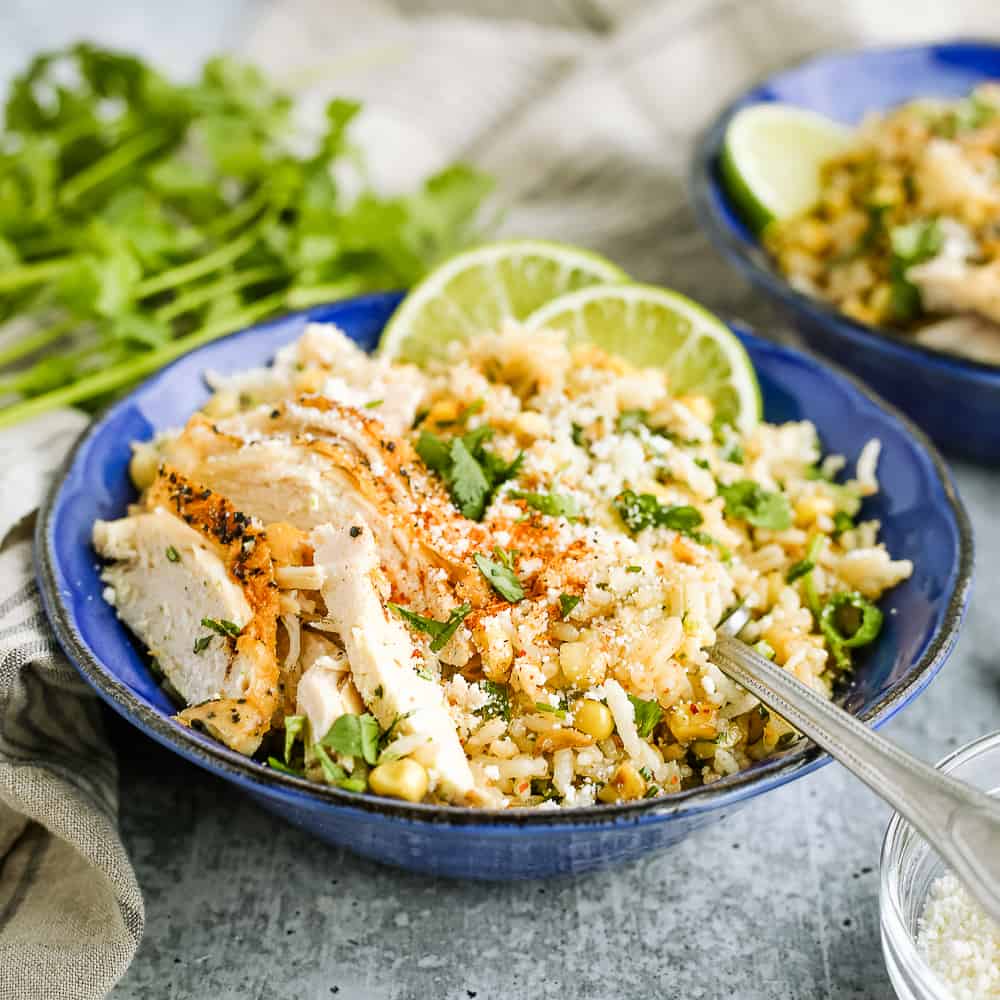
[524,283,762,433]
[378,239,628,364]
[722,103,853,232]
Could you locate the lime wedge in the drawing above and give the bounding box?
[722,103,853,232]
[378,240,628,364]
[525,284,761,433]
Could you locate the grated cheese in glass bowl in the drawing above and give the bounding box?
[881,731,1000,1000]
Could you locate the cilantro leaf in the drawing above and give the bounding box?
[717,480,791,530]
[558,594,581,619]
[448,438,491,520]
[477,681,511,721]
[615,408,648,434]
[388,602,471,652]
[510,489,579,519]
[474,551,525,602]
[627,694,663,738]
[283,714,306,764]
[320,713,381,765]
[200,617,243,638]
[165,545,180,562]
[613,490,703,535]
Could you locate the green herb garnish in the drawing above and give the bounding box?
[627,694,663,738]
[284,714,306,764]
[201,617,242,638]
[535,702,567,719]
[613,489,703,536]
[165,545,180,562]
[474,551,525,602]
[833,511,855,536]
[558,594,581,620]
[388,601,471,652]
[363,399,383,409]
[416,427,522,520]
[0,45,493,430]
[320,713,380,765]
[615,409,649,434]
[509,489,578,519]
[267,756,303,777]
[477,680,511,722]
[192,635,212,654]
[718,480,792,530]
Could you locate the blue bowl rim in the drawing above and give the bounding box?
[36,294,974,829]
[689,38,1000,380]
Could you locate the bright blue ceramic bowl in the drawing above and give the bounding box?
[37,293,972,879]
[691,41,1000,462]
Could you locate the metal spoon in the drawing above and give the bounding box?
[713,605,1000,923]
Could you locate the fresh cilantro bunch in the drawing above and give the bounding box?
[0,44,493,427]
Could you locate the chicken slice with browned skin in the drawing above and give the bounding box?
[160,400,492,662]
[310,521,479,804]
[95,466,283,754]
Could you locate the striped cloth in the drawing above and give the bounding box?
[2,1,998,996]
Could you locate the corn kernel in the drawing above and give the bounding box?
[573,699,615,740]
[597,762,646,803]
[129,444,160,491]
[559,637,606,688]
[794,493,835,527]
[369,758,429,803]
[666,703,718,742]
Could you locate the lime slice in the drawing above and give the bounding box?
[525,284,761,433]
[378,239,628,364]
[722,103,853,232]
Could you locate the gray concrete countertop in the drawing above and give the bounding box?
[105,463,995,1000]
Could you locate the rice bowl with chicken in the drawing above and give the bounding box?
[93,320,913,809]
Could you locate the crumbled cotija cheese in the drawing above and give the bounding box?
[918,871,1000,999]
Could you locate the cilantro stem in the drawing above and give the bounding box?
[0,258,75,294]
[59,128,172,205]
[0,291,285,428]
[284,276,372,310]
[136,227,260,298]
[203,186,270,240]
[0,316,75,367]
[155,266,285,322]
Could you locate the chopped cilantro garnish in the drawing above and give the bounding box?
[388,601,471,652]
[363,398,383,409]
[192,635,212,654]
[718,480,791,530]
[509,489,578,519]
[615,408,649,434]
[571,422,586,447]
[833,510,855,536]
[474,551,525,602]
[786,556,815,583]
[625,565,642,573]
[558,594,581,619]
[201,617,242,638]
[613,489,703,535]
[267,756,304,777]
[165,545,180,562]
[627,694,663,738]
[284,714,306,764]
[535,702,567,719]
[477,680,511,721]
[416,426,522,520]
[320,713,380,765]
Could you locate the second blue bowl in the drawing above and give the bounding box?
[692,40,1000,462]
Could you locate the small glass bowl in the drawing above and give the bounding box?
[880,730,1000,1000]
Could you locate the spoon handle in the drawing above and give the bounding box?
[712,633,1000,923]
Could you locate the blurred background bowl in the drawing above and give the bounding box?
[880,730,1000,1000]
[691,41,1000,462]
[38,293,972,879]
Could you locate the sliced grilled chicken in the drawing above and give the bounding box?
[160,400,493,661]
[95,467,282,754]
[310,521,478,804]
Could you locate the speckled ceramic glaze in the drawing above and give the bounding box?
[691,41,1000,462]
[37,292,972,879]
